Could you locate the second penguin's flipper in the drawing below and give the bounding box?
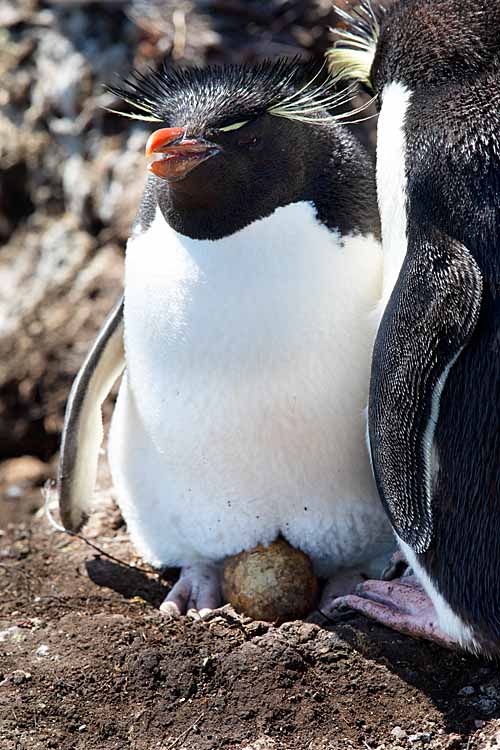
[369,230,483,554]
[58,297,125,532]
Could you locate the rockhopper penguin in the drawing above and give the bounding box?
[329,0,500,653]
[58,58,393,616]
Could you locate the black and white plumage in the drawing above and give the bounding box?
[59,58,393,616]
[328,0,500,654]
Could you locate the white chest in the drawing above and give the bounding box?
[111,201,387,570]
[123,203,381,444]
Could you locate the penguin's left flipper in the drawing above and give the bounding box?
[327,576,457,649]
[370,229,483,554]
[58,297,125,532]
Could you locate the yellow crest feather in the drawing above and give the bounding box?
[327,0,384,90]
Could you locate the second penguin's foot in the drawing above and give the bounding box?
[304,568,365,624]
[313,548,401,620]
[326,575,457,649]
[160,561,222,618]
[319,569,366,604]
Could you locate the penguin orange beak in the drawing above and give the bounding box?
[145,127,221,182]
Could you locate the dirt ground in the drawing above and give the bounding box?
[2,464,500,750]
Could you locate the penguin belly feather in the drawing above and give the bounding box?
[108,201,391,575]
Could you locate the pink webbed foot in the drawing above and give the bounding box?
[160,561,222,618]
[314,547,403,620]
[307,569,369,625]
[326,575,457,649]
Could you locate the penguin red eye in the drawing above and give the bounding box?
[238,134,260,149]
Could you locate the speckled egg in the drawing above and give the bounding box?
[223,537,318,622]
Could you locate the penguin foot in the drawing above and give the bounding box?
[305,569,365,624]
[327,575,456,649]
[311,554,399,623]
[320,570,366,602]
[160,561,222,618]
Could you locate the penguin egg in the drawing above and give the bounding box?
[222,538,318,623]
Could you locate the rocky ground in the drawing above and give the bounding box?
[2,2,500,749]
[2,468,500,750]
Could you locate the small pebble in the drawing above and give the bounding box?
[35,644,49,657]
[408,735,423,744]
[5,485,22,498]
[0,626,24,642]
[391,726,407,740]
[12,670,31,685]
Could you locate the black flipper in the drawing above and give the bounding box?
[58,297,125,531]
[369,229,483,554]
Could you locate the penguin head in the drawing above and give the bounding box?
[108,59,374,239]
[329,0,500,98]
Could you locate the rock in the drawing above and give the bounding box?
[405,732,432,745]
[0,456,48,487]
[92,129,147,241]
[0,625,26,642]
[0,0,32,27]
[391,726,407,740]
[11,670,32,685]
[241,738,276,750]
[446,735,463,749]
[28,27,89,121]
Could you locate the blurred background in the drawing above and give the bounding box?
[0,0,374,526]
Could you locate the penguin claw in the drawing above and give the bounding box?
[381,550,410,581]
[327,576,457,649]
[159,600,182,618]
[160,561,222,617]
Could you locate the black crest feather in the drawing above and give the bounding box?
[106,56,374,127]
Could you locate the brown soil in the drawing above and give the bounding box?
[1,468,500,750]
